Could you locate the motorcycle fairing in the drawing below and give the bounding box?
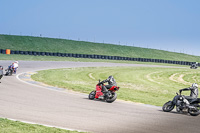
[95,85,103,98]
[109,86,119,91]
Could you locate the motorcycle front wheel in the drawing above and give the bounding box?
[5,72,8,76]
[105,92,117,103]
[88,91,96,100]
[188,104,200,116]
[5,70,11,76]
[162,101,175,112]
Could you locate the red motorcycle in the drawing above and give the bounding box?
[88,80,120,103]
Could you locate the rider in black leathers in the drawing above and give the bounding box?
[191,62,198,69]
[173,83,199,106]
[99,75,117,95]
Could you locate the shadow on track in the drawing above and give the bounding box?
[82,97,110,103]
[158,110,192,116]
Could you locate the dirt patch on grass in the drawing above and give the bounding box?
[88,73,95,80]
[169,72,196,85]
[146,71,163,84]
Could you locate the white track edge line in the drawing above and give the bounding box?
[16,72,87,96]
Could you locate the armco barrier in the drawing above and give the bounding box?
[11,50,15,54]
[1,49,6,54]
[36,52,40,56]
[49,52,53,56]
[68,53,72,57]
[24,51,28,55]
[60,53,64,57]
[14,51,19,54]
[40,52,45,56]
[65,53,68,57]
[28,51,32,55]
[19,51,23,55]
[53,53,57,56]
[45,52,49,56]
[33,51,36,56]
[76,54,80,58]
[73,53,76,57]
[0,49,196,66]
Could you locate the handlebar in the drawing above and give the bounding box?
[176,92,182,95]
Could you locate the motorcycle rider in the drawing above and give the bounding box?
[12,61,19,74]
[98,75,117,96]
[177,83,199,107]
[0,66,3,83]
[191,62,198,68]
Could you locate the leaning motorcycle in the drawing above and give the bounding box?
[190,64,198,69]
[162,92,200,116]
[5,65,15,76]
[88,80,120,103]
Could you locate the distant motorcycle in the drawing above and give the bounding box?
[190,64,198,69]
[162,92,200,116]
[5,65,15,76]
[88,80,120,103]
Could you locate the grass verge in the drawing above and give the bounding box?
[31,66,200,106]
[0,118,85,133]
[1,34,200,62]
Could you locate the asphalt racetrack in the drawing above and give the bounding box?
[0,61,199,133]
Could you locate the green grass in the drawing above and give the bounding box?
[0,118,85,133]
[1,34,199,131]
[1,34,200,62]
[31,66,199,106]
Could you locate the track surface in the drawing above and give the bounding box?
[0,61,199,133]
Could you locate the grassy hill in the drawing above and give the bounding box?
[0,34,200,62]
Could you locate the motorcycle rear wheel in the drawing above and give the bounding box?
[105,92,117,103]
[188,104,200,116]
[88,91,96,100]
[5,72,8,76]
[162,101,175,112]
[6,70,12,76]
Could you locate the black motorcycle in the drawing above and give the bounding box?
[162,92,200,116]
[190,64,198,69]
[5,65,15,76]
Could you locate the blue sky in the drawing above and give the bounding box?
[1,0,200,56]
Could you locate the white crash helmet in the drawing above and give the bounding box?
[192,83,198,88]
[15,61,19,64]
